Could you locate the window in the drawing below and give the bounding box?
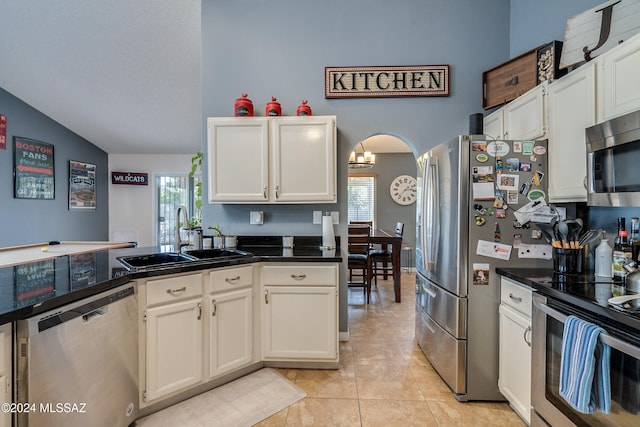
[348,174,376,226]
[156,174,201,251]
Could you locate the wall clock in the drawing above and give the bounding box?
[390,175,417,205]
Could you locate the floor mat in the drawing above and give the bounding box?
[135,368,305,427]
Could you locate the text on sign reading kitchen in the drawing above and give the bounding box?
[325,65,449,98]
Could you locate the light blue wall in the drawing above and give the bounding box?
[510,0,604,57]
[200,0,512,238]
[0,88,109,247]
[200,0,600,332]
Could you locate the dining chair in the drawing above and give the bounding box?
[370,222,404,286]
[348,225,372,303]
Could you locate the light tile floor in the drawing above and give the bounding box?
[256,272,526,427]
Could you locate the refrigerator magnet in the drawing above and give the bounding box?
[533,145,547,155]
[522,141,534,155]
[472,263,490,285]
[476,153,489,162]
[486,141,509,157]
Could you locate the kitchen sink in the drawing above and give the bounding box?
[185,248,253,260]
[116,252,198,271]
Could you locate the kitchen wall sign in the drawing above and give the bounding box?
[111,171,148,185]
[325,65,449,98]
[13,136,55,200]
[69,160,96,210]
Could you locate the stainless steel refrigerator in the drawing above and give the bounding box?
[415,135,552,401]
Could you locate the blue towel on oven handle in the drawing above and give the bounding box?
[559,315,611,414]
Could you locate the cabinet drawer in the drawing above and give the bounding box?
[209,265,253,292]
[500,277,532,317]
[262,265,337,286]
[147,273,203,306]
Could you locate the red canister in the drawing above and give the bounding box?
[266,97,282,116]
[234,93,254,117]
[296,100,312,116]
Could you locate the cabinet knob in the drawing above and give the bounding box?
[212,300,217,316]
[291,274,306,281]
[197,302,202,320]
[166,286,186,295]
[264,290,269,304]
[225,276,241,284]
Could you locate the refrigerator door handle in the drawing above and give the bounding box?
[419,156,429,272]
[425,156,439,270]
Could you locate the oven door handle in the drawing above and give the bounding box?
[534,299,640,359]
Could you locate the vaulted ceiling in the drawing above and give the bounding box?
[0,1,202,155]
[0,1,413,157]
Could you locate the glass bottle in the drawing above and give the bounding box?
[612,230,632,279]
[614,217,626,246]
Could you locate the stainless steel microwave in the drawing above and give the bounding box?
[586,109,640,207]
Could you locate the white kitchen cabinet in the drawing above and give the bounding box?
[208,265,254,378]
[483,108,504,140]
[498,277,533,424]
[0,323,11,427]
[547,62,596,203]
[483,83,547,141]
[597,32,640,123]
[141,273,204,404]
[207,116,337,203]
[261,264,338,362]
[503,82,547,141]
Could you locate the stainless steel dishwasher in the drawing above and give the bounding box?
[16,283,139,427]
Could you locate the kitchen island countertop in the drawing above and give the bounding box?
[0,236,342,324]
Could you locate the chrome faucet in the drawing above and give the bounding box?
[175,205,191,253]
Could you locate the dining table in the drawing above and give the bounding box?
[348,225,404,303]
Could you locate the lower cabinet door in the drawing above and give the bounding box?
[263,285,337,360]
[209,288,253,378]
[146,298,203,402]
[498,303,532,424]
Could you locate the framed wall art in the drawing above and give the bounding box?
[69,160,96,209]
[13,136,55,199]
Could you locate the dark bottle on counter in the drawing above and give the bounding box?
[614,217,626,246]
[612,230,633,279]
[630,217,640,261]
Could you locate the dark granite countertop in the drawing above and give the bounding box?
[497,267,640,334]
[0,236,342,324]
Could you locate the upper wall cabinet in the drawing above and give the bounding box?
[483,83,547,141]
[597,32,640,123]
[503,82,547,141]
[207,116,337,203]
[547,62,596,203]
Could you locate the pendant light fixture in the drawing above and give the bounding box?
[348,142,376,168]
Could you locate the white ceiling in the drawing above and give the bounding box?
[0,0,202,155]
[0,1,412,156]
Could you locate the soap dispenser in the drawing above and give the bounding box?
[594,235,613,278]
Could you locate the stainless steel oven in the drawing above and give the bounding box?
[532,293,640,426]
[586,109,640,207]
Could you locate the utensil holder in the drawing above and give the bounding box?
[552,247,583,274]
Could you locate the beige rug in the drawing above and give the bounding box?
[135,368,306,427]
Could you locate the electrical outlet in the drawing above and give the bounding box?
[313,211,322,224]
[331,211,339,224]
[250,211,263,225]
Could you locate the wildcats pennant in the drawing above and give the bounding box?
[325,65,450,98]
